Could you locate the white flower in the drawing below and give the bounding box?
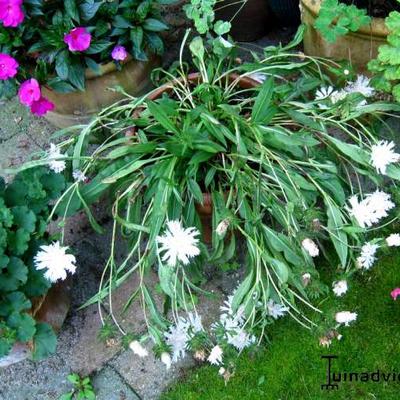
[370,140,400,175]
[267,299,289,319]
[208,345,223,365]
[129,340,148,358]
[226,329,255,351]
[330,89,347,104]
[164,318,189,362]
[48,143,66,173]
[161,352,172,370]
[302,272,311,286]
[386,233,400,247]
[335,311,357,326]
[34,241,76,283]
[357,242,379,270]
[345,75,374,97]
[302,238,319,257]
[216,219,229,237]
[157,220,200,266]
[187,312,204,334]
[344,69,350,76]
[249,72,267,83]
[332,280,348,297]
[72,170,87,183]
[218,367,226,375]
[347,191,395,228]
[315,86,336,101]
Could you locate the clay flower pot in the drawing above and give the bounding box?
[129,72,260,243]
[300,0,389,74]
[42,57,159,128]
[215,0,270,41]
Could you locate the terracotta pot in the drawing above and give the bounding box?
[300,0,389,75]
[42,57,160,128]
[128,72,260,243]
[0,281,71,367]
[215,0,270,41]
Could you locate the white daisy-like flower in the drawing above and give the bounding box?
[267,299,289,319]
[330,89,347,104]
[332,280,348,297]
[208,345,223,365]
[386,233,400,247]
[157,220,200,266]
[370,140,400,175]
[129,340,148,358]
[216,219,229,237]
[34,241,76,282]
[48,143,66,173]
[302,238,319,257]
[72,169,87,183]
[161,352,172,369]
[226,329,256,351]
[335,311,357,326]
[357,242,379,270]
[187,312,204,334]
[249,72,267,83]
[164,318,189,362]
[345,75,374,97]
[315,86,336,101]
[347,191,395,228]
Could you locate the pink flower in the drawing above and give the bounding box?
[0,0,24,28]
[111,45,128,61]
[391,288,400,300]
[30,96,55,116]
[18,78,41,106]
[64,27,92,52]
[0,53,18,80]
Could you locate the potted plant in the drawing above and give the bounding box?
[300,0,392,74]
[0,0,173,127]
[34,13,400,374]
[0,166,73,365]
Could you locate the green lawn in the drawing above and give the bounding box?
[161,252,400,400]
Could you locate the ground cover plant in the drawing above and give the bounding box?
[0,0,173,115]
[0,166,69,360]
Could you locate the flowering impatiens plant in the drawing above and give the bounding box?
[0,167,73,360]
[0,0,173,115]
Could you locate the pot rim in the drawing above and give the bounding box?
[300,0,389,38]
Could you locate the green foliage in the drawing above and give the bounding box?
[368,9,400,101]
[161,253,400,399]
[315,0,371,43]
[1,0,171,95]
[0,167,65,358]
[60,373,96,400]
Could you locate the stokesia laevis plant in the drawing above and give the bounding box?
[18,19,400,373]
[0,0,171,115]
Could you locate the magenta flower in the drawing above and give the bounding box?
[0,0,24,28]
[391,288,400,300]
[64,27,92,52]
[30,96,55,116]
[111,45,128,61]
[0,53,18,80]
[18,78,41,106]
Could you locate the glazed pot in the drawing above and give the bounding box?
[215,0,269,41]
[268,0,300,25]
[42,57,159,128]
[129,72,260,243]
[300,0,389,74]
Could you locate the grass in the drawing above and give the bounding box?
[161,251,400,400]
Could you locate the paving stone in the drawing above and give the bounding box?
[92,366,140,400]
